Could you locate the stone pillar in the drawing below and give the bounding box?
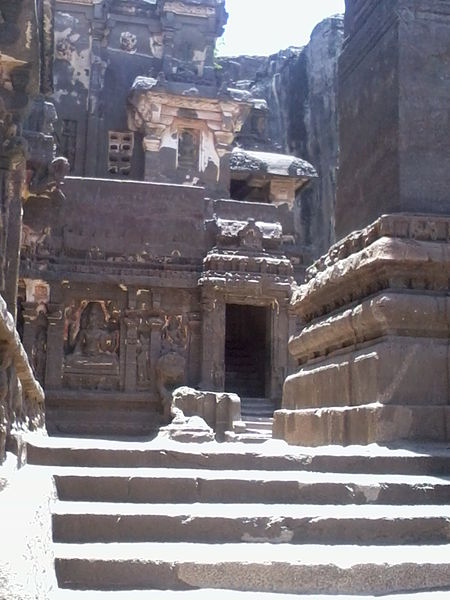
[274,0,450,447]
[149,316,164,394]
[336,0,450,239]
[44,303,64,390]
[84,4,106,177]
[200,291,225,392]
[22,303,38,359]
[270,297,290,404]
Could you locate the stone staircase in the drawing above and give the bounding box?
[228,398,276,443]
[20,435,450,598]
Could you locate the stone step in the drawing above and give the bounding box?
[53,468,450,505]
[23,435,450,475]
[225,432,272,444]
[53,542,450,594]
[50,591,450,600]
[243,419,273,431]
[52,501,450,544]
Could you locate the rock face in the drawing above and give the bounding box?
[274,0,450,447]
[337,0,450,239]
[219,15,344,261]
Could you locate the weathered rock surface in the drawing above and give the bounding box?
[219,15,344,262]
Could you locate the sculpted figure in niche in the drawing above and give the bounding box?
[120,31,137,54]
[161,314,188,354]
[68,302,119,364]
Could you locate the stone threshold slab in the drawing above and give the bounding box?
[50,591,450,600]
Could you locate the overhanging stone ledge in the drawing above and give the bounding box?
[289,291,450,365]
[292,234,450,321]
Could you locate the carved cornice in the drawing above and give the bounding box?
[290,291,450,365]
[293,214,450,323]
[307,213,450,280]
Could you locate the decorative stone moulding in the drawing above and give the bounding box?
[273,213,450,447]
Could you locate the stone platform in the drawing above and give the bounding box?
[274,214,450,446]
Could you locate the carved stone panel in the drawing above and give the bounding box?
[63,301,120,390]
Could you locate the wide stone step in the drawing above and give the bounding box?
[52,501,450,544]
[50,590,450,600]
[54,542,450,594]
[24,436,450,474]
[53,468,450,504]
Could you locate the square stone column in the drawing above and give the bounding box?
[336,0,450,239]
[200,291,225,392]
[274,0,450,447]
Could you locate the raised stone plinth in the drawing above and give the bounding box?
[274,214,450,446]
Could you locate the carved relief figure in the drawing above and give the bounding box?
[64,301,120,391]
[69,302,118,361]
[120,31,137,54]
[157,314,189,418]
[161,314,188,354]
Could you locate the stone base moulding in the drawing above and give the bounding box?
[276,213,450,446]
[273,404,450,447]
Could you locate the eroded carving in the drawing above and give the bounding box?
[64,301,120,390]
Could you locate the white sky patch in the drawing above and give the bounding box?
[218,0,345,57]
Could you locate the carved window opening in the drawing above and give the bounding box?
[61,119,77,172]
[108,131,134,176]
[177,129,199,171]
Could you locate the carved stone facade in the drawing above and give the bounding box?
[20,175,302,434]
[15,0,317,436]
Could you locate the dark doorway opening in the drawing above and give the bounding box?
[225,304,270,398]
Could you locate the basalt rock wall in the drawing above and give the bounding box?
[219,15,344,263]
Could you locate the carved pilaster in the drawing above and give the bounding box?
[124,314,138,392]
[149,317,164,393]
[201,290,225,392]
[22,302,39,359]
[45,303,64,389]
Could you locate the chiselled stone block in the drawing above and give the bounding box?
[171,386,241,439]
[273,404,450,447]
[280,214,450,446]
[285,337,449,411]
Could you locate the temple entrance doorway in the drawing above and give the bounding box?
[225,304,270,402]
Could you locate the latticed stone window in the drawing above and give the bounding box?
[61,119,77,172]
[177,129,199,170]
[108,131,134,175]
